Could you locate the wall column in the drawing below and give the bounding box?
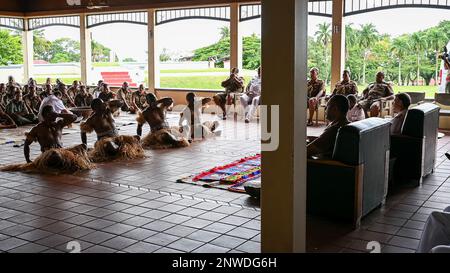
[261,0,308,252]
[230,3,243,71]
[80,13,92,85]
[331,0,345,87]
[147,9,159,93]
[22,19,33,83]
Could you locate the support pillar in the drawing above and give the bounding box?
[148,9,159,93]
[261,0,308,253]
[331,0,345,87]
[22,19,33,83]
[230,3,243,71]
[80,13,92,85]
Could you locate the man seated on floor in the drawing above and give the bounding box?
[179,92,220,140]
[6,90,38,126]
[346,94,365,122]
[307,94,350,158]
[417,206,450,253]
[0,83,6,109]
[23,84,42,116]
[98,83,116,102]
[390,93,411,135]
[360,71,394,117]
[213,67,245,120]
[57,83,76,108]
[38,91,71,122]
[131,84,147,111]
[92,80,104,98]
[137,93,189,149]
[80,98,143,162]
[117,81,135,113]
[0,107,17,129]
[331,70,358,97]
[6,75,21,90]
[2,85,16,107]
[24,105,78,163]
[240,67,261,123]
[307,67,326,126]
[40,84,53,99]
[67,80,80,100]
[74,85,93,107]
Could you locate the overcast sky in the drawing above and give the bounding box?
[41,8,450,62]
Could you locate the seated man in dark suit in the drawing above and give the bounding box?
[307,94,350,158]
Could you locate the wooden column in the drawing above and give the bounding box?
[261,0,307,253]
[80,13,92,85]
[22,19,33,82]
[230,3,242,71]
[147,9,159,93]
[331,0,345,87]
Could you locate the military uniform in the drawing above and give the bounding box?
[307,79,325,108]
[360,81,394,112]
[332,80,358,96]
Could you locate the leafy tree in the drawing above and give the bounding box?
[315,22,331,84]
[358,24,379,84]
[91,40,111,62]
[0,29,23,65]
[219,26,230,40]
[390,36,410,85]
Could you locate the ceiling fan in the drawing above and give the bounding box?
[66,0,110,9]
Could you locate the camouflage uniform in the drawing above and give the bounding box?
[332,80,358,96]
[359,82,394,112]
[307,79,325,107]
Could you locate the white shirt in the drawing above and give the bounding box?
[347,105,365,122]
[390,110,407,135]
[179,98,203,127]
[247,76,261,96]
[38,95,67,121]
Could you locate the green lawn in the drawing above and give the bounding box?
[160,68,230,73]
[35,77,81,85]
[160,76,252,90]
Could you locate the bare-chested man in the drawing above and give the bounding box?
[137,93,189,149]
[68,80,80,100]
[0,105,93,173]
[117,82,135,113]
[179,92,220,140]
[24,105,78,163]
[80,98,143,162]
[131,84,147,111]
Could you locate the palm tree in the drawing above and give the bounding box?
[390,36,409,86]
[427,28,449,85]
[410,32,427,85]
[345,23,358,62]
[219,26,230,40]
[358,23,378,84]
[315,22,331,83]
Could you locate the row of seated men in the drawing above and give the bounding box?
[0,76,149,128]
[307,68,394,126]
[307,92,410,158]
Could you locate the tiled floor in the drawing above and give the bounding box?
[0,113,261,253]
[307,127,450,253]
[0,113,449,253]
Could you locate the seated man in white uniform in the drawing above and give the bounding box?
[417,206,450,253]
[38,91,72,122]
[240,67,261,123]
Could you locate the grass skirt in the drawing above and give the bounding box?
[141,127,190,149]
[1,145,92,174]
[89,135,145,162]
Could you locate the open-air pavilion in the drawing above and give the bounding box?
[0,0,449,254]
